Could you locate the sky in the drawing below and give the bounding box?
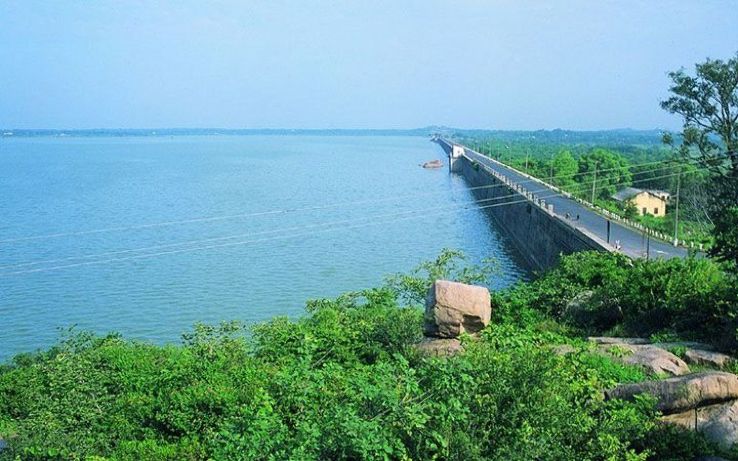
[1,1,737,130]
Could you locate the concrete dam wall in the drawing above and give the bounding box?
[437,141,608,272]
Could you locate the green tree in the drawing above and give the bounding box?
[577,148,632,201]
[549,150,578,189]
[661,52,738,269]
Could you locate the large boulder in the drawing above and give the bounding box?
[606,372,738,415]
[598,343,690,376]
[662,401,738,449]
[684,349,734,369]
[424,280,491,338]
[591,337,733,372]
[700,401,738,449]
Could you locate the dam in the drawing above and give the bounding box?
[435,138,689,271]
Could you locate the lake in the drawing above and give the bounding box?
[0,135,527,360]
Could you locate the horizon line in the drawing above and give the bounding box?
[1,126,672,133]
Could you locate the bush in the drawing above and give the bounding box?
[0,315,665,460]
[1,250,735,459]
[496,251,738,350]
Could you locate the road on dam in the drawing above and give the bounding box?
[459,146,689,260]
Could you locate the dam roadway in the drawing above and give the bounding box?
[436,139,688,267]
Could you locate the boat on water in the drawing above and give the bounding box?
[422,159,443,169]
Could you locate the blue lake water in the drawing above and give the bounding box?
[0,135,527,360]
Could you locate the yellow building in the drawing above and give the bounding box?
[612,187,670,217]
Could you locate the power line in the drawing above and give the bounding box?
[0,154,691,245]
[0,168,703,277]
[0,195,566,276]
[0,166,700,271]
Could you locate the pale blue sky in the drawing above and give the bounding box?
[1,1,736,130]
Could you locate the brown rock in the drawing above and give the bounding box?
[661,401,738,449]
[598,344,690,376]
[684,349,733,369]
[415,337,464,357]
[606,372,738,415]
[424,280,491,338]
[700,400,738,449]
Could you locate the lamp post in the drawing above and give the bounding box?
[673,164,681,246]
[590,162,598,203]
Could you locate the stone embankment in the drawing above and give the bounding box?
[596,337,738,449]
[416,280,491,356]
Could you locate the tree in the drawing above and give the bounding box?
[550,150,578,189]
[577,148,632,201]
[661,52,738,269]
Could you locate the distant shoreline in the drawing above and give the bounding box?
[0,127,671,139]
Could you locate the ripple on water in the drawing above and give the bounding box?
[0,135,527,360]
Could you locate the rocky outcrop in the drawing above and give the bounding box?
[663,400,738,449]
[589,337,734,375]
[424,280,491,338]
[606,372,738,415]
[598,344,691,376]
[416,280,491,357]
[684,349,734,369]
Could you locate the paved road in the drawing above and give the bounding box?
[448,142,688,260]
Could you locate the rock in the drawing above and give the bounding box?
[699,400,738,449]
[415,337,464,357]
[598,344,690,376]
[662,401,738,449]
[661,408,697,428]
[422,159,443,169]
[591,338,730,372]
[684,349,733,369]
[424,280,491,338]
[606,372,738,415]
[588,336,650,345]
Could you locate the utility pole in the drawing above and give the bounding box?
[590,162,598,203]
[549,158,554,184]
[525,152,529,172]
[673,164,681,247]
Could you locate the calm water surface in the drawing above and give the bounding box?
[0,135,527,360]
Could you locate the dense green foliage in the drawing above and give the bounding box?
[1,251,736,460]
[578,148,633,201]
[496,252,738,350]
[661,52,738,270]
[455,128,716,245]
